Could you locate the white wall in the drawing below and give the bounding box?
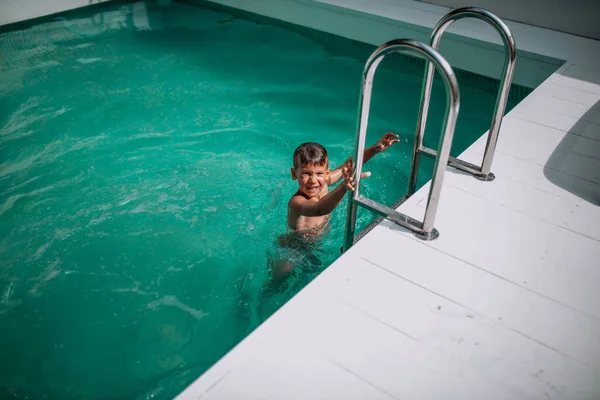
[419,0,600,40]
[0,0,113,26]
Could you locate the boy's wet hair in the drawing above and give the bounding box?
[293,142,328,169]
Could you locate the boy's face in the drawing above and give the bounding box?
[291,161,329,198]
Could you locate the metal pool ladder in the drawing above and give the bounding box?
[408,7,517,193]
[342,9,516,252]
[343,39,460,251]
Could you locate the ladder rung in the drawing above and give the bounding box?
[353,195,412,243]
[419,146,482,176]
[354,195,425,234]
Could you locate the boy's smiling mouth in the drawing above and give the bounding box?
[305,184,320,193]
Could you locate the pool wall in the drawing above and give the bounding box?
[1,0,564,88]
[422,0,600,40]
[0,0,114,26]
[189,0,563,89]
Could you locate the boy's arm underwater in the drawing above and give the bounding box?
[327,132,400,186]
[289,162,370,217]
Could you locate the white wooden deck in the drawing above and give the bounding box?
[178,0,600,398]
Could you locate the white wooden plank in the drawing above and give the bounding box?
[566,119,600,141]
[479,150,600,206]
[271,286,524,400]
[313,256,600,398]
[495,117,569,164]
[442,163,600,240]
[552,65,600,95]
[536,81,600,106]
[175,320,282,399]
[201,335,397,400]
[398,184,600,321]
[511,93,594,124]
[494,117,600,185]
[353,219,600,368]
[543,134,600,184]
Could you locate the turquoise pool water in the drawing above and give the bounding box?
[0,1,532,398]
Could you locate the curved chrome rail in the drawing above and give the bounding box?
[343,39,460,252]
[408,7,517,194]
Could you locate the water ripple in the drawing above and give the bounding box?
[146,295,208,321]
[0,184,55,218]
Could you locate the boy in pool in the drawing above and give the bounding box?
[270,132,399,281]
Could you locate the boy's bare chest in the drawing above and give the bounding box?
[287,184,330,231]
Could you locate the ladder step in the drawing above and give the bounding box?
[354,195,425,233]
[352,194,413,244]
[419,146,483,176]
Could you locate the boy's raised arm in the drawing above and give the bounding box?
[327,132,399,185]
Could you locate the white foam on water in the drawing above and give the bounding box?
[157,266,184,285]
[111,279,151,296]
[0,281,22,315]
[120,130,174,143]
[187,127,254,137]
[27,260,61,297]
[0,184,55,217]
[88,213,112,227]
[127,229,153,236]
[2,281,15,306]
[75,57,102,64]
[147,295,209,321]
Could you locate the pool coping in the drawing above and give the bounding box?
[176,0,600,398]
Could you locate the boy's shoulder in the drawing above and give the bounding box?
[287,192,316,216]
[288,192,305,207]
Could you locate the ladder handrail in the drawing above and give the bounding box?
[343,39,460,252]
[408,7,516,193]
